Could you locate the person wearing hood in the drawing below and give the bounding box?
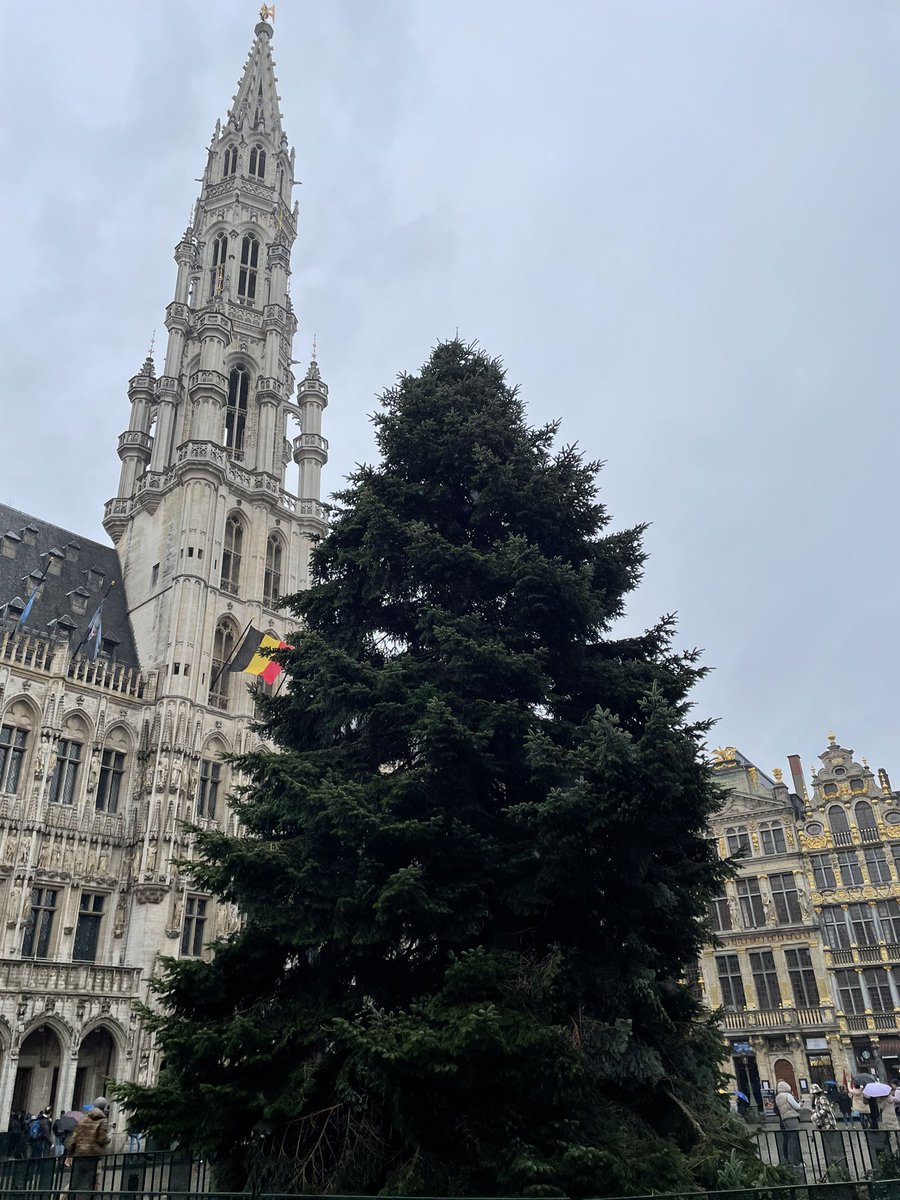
[775,1081,804,1168]
[67,1097,110,1199]
[877,1088,900,1132]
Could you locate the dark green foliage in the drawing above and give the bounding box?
[118,341,736,1195]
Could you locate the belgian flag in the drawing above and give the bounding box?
[228,625,289,685]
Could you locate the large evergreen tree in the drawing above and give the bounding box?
[122,342,734,1196]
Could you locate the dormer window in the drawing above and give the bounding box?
[209,232,228,299]
[67,588,89,616]
[21,524,38,546]
[2,532,20,559]
[223,144,238,178]
[248,143,266,180]
[237,234,259,302]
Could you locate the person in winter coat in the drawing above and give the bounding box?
[775,1081,804,1168]
[878,1091,900,1131]
[810,1084,836,1130]
[68,1097,110,1199]
[850,1083,870,1127]
[836,1088,853,1126]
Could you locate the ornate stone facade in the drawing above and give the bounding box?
[0,17,326,1124]
[700,739,900,1105]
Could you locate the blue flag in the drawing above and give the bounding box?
[16,570,48,628]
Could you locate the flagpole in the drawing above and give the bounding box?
[208,619,256,692]
[73,580,114,657]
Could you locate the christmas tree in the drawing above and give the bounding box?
[121,341,733,1195]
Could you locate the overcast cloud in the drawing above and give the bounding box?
[2,0,899,783]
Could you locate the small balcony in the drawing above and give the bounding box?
[0,957,141,998]
[824,942,900,968]
[720,1005,836,1034]
[838,1010,900,1035]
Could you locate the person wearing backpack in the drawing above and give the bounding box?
[27,1109,52,1158]
[67,1097,110,1199]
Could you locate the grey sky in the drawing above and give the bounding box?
[2,0,899,784]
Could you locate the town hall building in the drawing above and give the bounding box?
[0,13,327,1123]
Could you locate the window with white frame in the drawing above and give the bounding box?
[785,947,819,1007]
[759,822,787,855]
[749,949,781,1008]
[716,953,746,1009]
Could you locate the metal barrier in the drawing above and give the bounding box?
[0,1149,209,1196]
[753,1125,900,1182]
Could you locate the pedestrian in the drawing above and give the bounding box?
[26,1109,52,1158]
[879,1090,900,1131]
[850,1083,870,1128]
[126,1115,142,1153]
[836,1087,853,1127]
[810,1084,836,1130]
[67,1096,110,1200]
[51,1109,67,1156]
[775,1080,804,1170]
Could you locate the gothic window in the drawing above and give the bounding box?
[220,515,244,596]
[21,887,58,959]
[759,821,786,855]
[96,749,125,814]
[197,759,221,819]
[181,896,208,956]
[209,619,236,710]
[222,144,238,178]
[749,949,781,1009]
[49,738,82,805]
[855,801,879,843]
[237,234,259,302]
[248,144,266,180]
[263,534,283,608]
[785,947,819,1007]
[72,893,105,963]
[828,805,852,846]
[225,365,249,455]
[0,724,28,795]
[208,233,228,299]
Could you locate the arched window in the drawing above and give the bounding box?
[222,145,238,178]
[828,805,852,846]
[855,801,878,843]
[208,233,228,299]
[209,619,237,710]
[220,515,244,596]
[248,144,266,180]
[237,234,259,302]
[263,534,283,608]
[225,365,249,455]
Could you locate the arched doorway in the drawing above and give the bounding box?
[774,1057,798,1095]
[73,1027,117,1111]
[13,1025,62,1117]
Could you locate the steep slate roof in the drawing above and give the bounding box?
[0,503,139,668]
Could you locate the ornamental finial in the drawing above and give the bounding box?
[827,731,837,745]
[260,4,275,21]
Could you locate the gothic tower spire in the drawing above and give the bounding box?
[103,16,328,711]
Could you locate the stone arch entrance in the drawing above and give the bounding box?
[774,1057,798,1095]
[13,1024,62,1116]
[73,1027,117,1111]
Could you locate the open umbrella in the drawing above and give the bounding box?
[863,1082,892,1098]
[735,1090,750,1103]
[55,1115,79,1137]
[62,1111,84,1124]
[854,1072,878,1085]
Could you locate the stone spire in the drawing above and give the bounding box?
[224,16,283,140]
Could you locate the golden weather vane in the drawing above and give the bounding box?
[260,4,276,21]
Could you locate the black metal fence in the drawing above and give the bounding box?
[753,1125,900,1183]
[0,1148,209,1196]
